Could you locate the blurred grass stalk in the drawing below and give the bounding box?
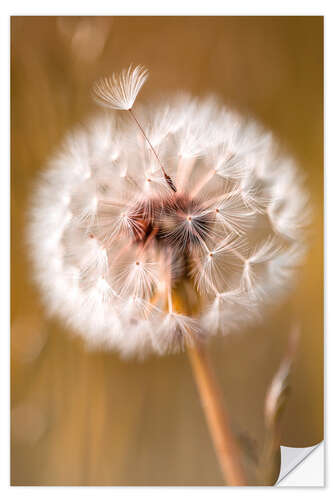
[257,323,300,485]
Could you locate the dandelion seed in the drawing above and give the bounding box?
[153,312,201,354]
[115,259,159,299]
[202,288,258,335]
[94,64,177,194]
[214,191,255,236]
[92,64,149,111]
[191,234,243,294]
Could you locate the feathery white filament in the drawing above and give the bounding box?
[92,65,148,111]
[214,191,255,235]
[115,260,159,299]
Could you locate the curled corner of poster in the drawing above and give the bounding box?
[277,441,324,487]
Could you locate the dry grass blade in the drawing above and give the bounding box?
[257,323,300,485]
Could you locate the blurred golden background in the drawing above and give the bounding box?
[11,16,323,485]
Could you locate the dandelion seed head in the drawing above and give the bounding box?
[27,66,310,358]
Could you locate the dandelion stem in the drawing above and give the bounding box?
[172,285,247,485]
[128,108,177,192]
[187,339,247,485]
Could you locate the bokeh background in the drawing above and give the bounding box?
[11,16,323,485]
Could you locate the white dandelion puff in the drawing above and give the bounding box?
[214,191,255,236]
[94,202,146,245]
[191,234,244,294]
[267,243,307,297]
[240,237,283,300]
[71,190,99,229]
[268,185,311,241]
[202,288,258,335]
[114,260,159,299]
[92,64,149,111]
[27,65,310,358]
[79,239,109,278]
[159,197,216,252]
[212,146,252,180]
[153,312,201,354]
